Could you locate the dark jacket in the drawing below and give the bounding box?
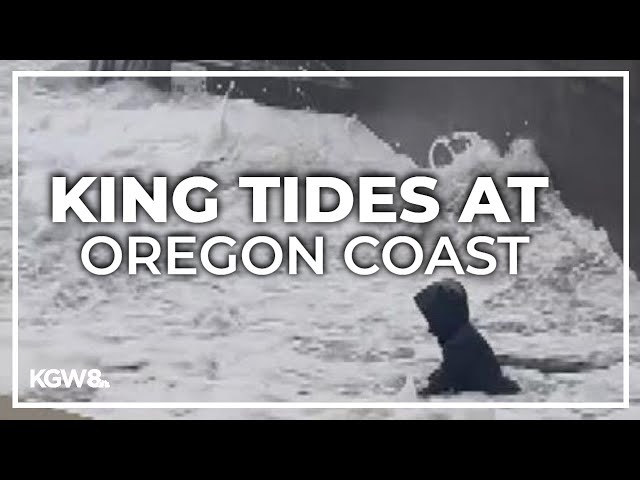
[414,279,520,397]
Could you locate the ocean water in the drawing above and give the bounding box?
[0,61,637,419]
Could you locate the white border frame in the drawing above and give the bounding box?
[12,70,630,410]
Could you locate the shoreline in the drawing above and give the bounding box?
[0,395,91,420]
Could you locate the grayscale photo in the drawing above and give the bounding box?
[0,59,636,420]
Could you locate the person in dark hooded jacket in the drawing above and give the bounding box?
[414,279,520,397]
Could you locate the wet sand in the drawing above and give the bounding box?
[0,396,90,420]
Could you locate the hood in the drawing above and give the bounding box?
[414,279,469,344]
